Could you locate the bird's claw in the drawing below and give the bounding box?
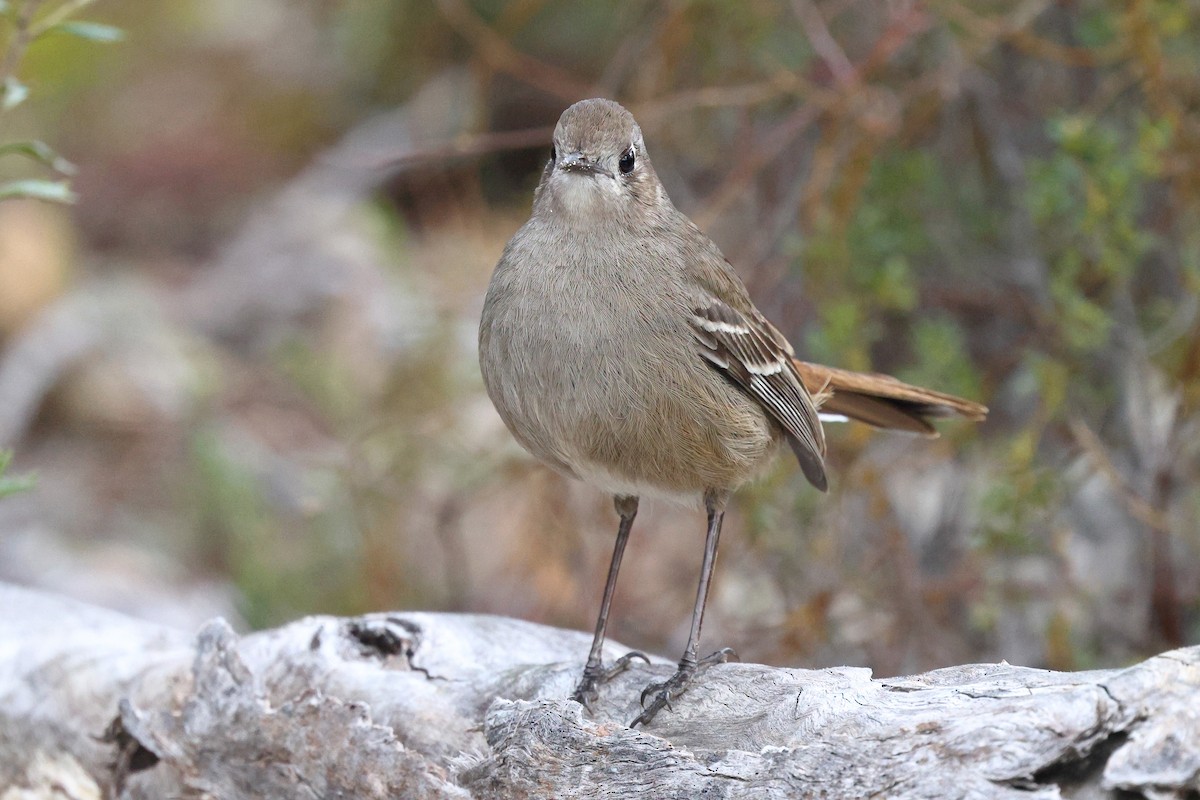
[700,646,738,666]
[630,648,736,727]
[607,650,651,676]
[571,651,650,710]
[632,667,691,727]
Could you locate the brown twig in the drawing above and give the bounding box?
[791,0,856,86]
[330,124,556,174]
[854,1,931,78]
[594,4,668,97]
[634,78,806,121]
[434,0,592,101]
[694,3,927,230]
[692,101,824,231]
[1067,419,1170,535]
[932,1,1122,67]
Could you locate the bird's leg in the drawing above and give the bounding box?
[631,489,737,727]
[572,495,649,710]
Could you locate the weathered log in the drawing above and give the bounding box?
[0,581,1196,799]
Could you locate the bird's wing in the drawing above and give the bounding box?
[689,296,828,491]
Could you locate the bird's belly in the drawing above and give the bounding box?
[566,370,782,499]
[484,307,779,497]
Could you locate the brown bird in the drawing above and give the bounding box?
[478,98,986,726]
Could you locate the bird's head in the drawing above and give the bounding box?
[535,98,666,222]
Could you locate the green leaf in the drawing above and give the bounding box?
[0,178,77,203]
[46,20,125,42]
[2,77,28,111]
[0,450,35,500]
[0,139,76,174]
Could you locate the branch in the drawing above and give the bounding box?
[1,581,1197,798]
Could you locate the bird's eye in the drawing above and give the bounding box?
[550,146,557,164]
[619,147,636,174]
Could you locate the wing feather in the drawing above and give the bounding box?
[691,299,828,491]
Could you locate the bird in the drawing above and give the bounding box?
[478,98,987,726]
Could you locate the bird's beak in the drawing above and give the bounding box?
[558,152,608,177]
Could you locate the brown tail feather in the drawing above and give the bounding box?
[794,361,988,437]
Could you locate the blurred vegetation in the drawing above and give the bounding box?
[0,0,122,203]
[0,450,32,498]
[0,0,1198,674]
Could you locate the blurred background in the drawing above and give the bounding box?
[0,0,1197,678]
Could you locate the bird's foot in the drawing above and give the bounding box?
[630,647,737,727]
[571,651,650,711]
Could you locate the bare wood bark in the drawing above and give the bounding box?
[0,581,1197,799]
